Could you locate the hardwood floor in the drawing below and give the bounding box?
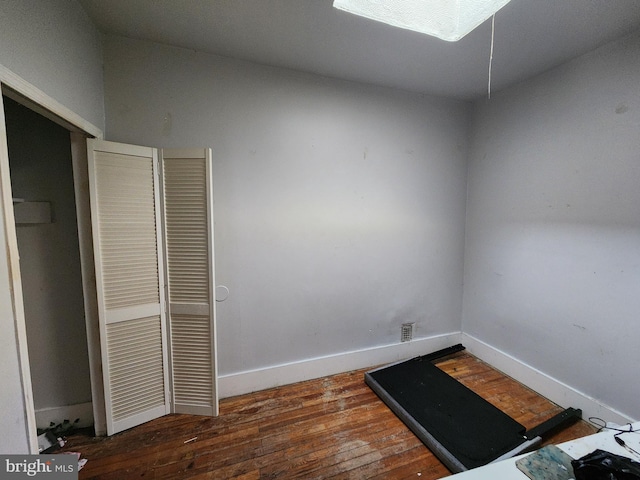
[60,352,596,479]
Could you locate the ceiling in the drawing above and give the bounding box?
[79,0,640,100]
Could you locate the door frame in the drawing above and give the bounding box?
[0,63,103,452]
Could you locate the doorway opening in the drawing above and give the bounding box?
[3,95,94,436]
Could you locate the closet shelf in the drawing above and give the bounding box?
[14,201,52,224]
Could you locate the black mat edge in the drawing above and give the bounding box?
[364,370,468,473]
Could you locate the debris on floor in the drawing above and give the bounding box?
[38,430,65,453]
[60,451,88,471]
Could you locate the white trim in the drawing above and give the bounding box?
[70,132,106,436]
[218,332,462,398]
[34,402,94,430]
[90,139,153,158]
[0,64,102,139]
[152,147,172,419]
[105,303,163,324]
[0,85,39,454]
[162,148,209,159]
[461,333,635,425]
[205,147,219,416]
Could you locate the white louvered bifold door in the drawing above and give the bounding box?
[87,139,170,435]
[161,148,218,416]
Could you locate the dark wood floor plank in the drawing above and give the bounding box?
[60,351,596,479]
[261,425,421,479]
[348,448,449,480]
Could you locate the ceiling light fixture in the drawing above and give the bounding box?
[333,0,512,42]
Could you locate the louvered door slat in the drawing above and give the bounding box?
[162,148,218,416]
[88,139,170,435]
[171,314,213,407]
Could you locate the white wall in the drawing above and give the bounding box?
[5,98,92,418]
[464,31,640,420]
[0,0,105,131]
[0,0,104,454]
[103,35,470,379]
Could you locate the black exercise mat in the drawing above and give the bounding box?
[365,344,582,473]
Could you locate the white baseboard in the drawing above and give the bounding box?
[218,332,462,399]
[219,331,634,427]
[461,333,634,425]
[34,402,94,430]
